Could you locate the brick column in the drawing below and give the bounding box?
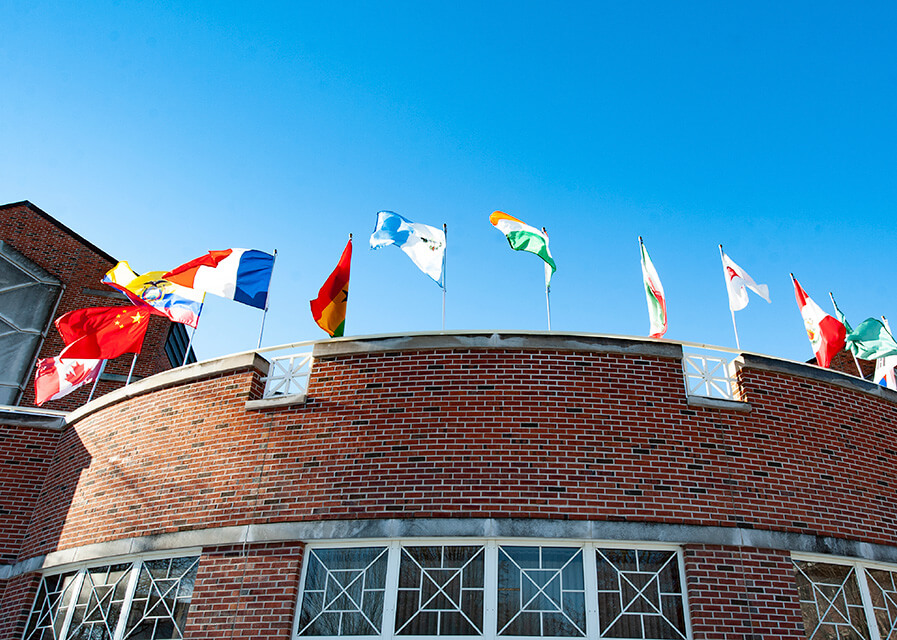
[683,544,805,639]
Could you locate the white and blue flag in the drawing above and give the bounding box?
[370,211,446,287]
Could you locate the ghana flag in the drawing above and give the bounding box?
[311,237,352,337]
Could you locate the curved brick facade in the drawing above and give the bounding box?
[3,332,897,639]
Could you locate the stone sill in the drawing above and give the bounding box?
[245,393,307,410]
[687,395,752,412]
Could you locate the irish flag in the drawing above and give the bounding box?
[490,211,556,286]
[791,274,846,368]
[639,237,667,338]
[311,238,352,337]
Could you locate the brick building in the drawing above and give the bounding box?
[0,200,193,411]
[1,329,896,639]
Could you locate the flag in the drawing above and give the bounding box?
[791,275,846,368]
[639,238,667,338]
[489,211,556,286]
[831,298,897,361]
[163,249,274,309]
[34,357,103,406]
[56,306,151,359]
[311,238,351,337]
[875,354,897,390]
[370,211,446,287]
[103,261,203,327]
[720,248,770,311]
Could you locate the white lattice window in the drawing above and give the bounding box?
[294,541,691,640]
[23,554,199,640]
[793,555,897,640]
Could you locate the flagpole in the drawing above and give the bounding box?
[542,227,551,331]
[828,292,865,378]
[125,354,137,385]
[86,360,107,403]
[258,249,277,349]
[442,223,447,332]
[182,298,204,367]
[720,245,741,350]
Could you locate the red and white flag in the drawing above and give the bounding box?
[34,357,103,406]
[791,275,846,368]
[720,249,770,311]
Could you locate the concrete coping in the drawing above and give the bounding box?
[64,352,270,428]
[686,395,752,412]
[246,393,307,410]
[0,405,67,430]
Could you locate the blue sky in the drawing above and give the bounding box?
[3,1,896,363]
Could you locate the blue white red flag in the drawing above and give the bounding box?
[370,211,446,286]
[164,249,274,309]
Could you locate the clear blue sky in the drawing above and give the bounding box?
[3,1,896,363]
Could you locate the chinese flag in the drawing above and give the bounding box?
[56,306,151,359]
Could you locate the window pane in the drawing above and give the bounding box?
[395,546,485,636]
[66,563,134,640]
[123,556,199,639]
[864,568,897,640]
[595,549,686,640]
[793,560,870,640]
[497,546,586,637]
[297,547,388,636]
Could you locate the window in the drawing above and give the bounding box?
[23,555,200,640]
[294,541,690,640]
[793,556,897,640]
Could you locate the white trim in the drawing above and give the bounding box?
[38,546,202,576]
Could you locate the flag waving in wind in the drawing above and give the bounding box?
[164,249,274,310]
[56,306,151,360]
[639,237,667,338]
[791,275,846,368]
[831,296,897,361]
[370,211,445,286]
[103,262,203,327]
[490,211,556,286]
[311,237,352,337]
[720,248,770,311]
[34,356,103,406]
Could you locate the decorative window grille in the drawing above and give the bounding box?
[23,555,200,640]
[263,352,313,398]
[294,541,691,640]
[793,557,897,640]
[681,353,736,400]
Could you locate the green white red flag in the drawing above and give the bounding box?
[791,275,846,368]
[639,237,667,338]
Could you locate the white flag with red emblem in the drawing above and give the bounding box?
[791,275,846,368]
[34,357,103,406]
[720,249,770,311]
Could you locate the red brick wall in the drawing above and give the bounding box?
[184,542,304,639]
[16,347,897,558]
[0,424,61,565]
[0,572,41,640]
[2,201,173,410]
[684,545,805,639]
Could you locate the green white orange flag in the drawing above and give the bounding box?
[639,237,667,338]
[310,237,352,337]
[490,211,556,287]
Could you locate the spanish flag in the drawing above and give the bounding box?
[311,237,352,337]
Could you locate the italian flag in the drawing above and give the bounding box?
[791,274,846,368]
[490,211,556,287]
[639,237,667,338]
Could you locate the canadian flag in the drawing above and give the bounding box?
[34,357,103,406]
[791,275,846,368]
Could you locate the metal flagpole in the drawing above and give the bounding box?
[125,354,137,385]
[828,292,864,378]
[542,227,551,331]
[86,360,107,403]
[257,249,277,349]
[182,297,205,367]
[442,223,447,332]
[719,245,741,350]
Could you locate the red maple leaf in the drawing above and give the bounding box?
[65,362,91,384]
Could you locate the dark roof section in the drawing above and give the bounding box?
[1,200,118,265]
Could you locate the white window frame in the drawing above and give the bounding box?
[792,552,897,640]
[23,549,202,640]
[293,539,693,640]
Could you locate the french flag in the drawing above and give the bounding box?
[164,249,274,310]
